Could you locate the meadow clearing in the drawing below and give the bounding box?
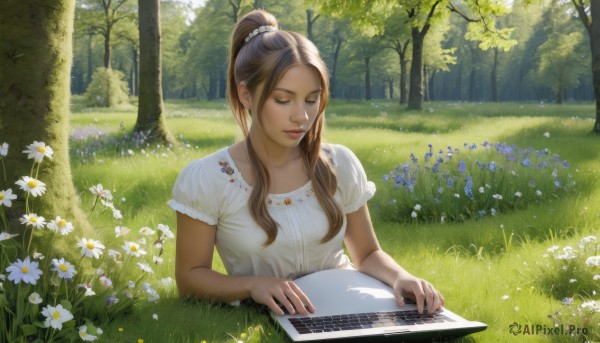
[67,98,600,342]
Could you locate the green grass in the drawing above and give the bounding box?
[69,98,600,342]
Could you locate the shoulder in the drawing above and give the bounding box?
[175,148,230,185]
[321,143,362,170]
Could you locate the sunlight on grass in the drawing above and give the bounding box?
[67,99,600,342]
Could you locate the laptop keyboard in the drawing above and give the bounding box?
[288,310,454,334]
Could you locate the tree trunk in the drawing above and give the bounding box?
[423,64,429,102]
[132,46,139,96]
[330,30,342,98]
[0,0,92,241]
[429,70,436,102]
[134,0,174,144]
[469,68,476,102]
[590,1,600,133]
[103,28,112,69]
[491,47,499,102]
[364,57,372,100]
[87,33,94,86]
[306,9,315,42]
[388,78,393,99]
[399,40,409,104]
[556,85,563,104]
[407,27,424,110]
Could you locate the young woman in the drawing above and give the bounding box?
[169,9,444,317]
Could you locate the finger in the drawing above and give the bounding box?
[289,282,315,314]
[411,282,426,314]
[422,282,435,314]
[393,286,406,307]
[274,289,297,315]
[265,297,285,316]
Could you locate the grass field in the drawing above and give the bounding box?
[68,98,600,343]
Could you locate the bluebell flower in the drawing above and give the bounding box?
[410,153,418,163]
[538,161,547,169]
[554,179,562,189]
[521,159,532,167]
[478,210,487,217]
[458,160,466,174]
[383,174,389,182]
[434,197,441,205]
[437,186,444,194]
[561,160,570,169]
[432,163,440,173]
[437,157,444,164]
[528,180,537,188]
[470,144,477,150]
[488,162,497,172]
[402,162,410,173]
[446,177,454,189]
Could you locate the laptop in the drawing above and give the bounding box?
[271,269,487,342]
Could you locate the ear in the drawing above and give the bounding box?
[237,81,252,109]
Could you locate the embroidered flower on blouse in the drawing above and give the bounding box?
[283,198,292,206]
[267,199,273,205]
[218,160,235,175]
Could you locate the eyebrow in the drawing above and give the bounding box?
[273,87,321,95]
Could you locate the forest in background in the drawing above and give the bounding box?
[71,0,592,104]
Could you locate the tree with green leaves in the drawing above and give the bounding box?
[76,0,136,69]
[534,31,588,104]
[0,0,93,237]
[134,0,175,144]
[570,0,600,133]
[315,0,515,109]
[382,8,412,103]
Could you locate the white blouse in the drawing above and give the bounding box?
[168,144,376,280]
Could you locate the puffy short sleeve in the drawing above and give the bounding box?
[331,145,376,213]
[168,159,219,225]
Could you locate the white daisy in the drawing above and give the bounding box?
[46,216,74,236]
[41,304,73,330]
[28,292,43,304]
[157,224,174,239]
[153,255,163,265]
[23,141,54,163]
[51,258,77,279]
[115,225,130,237]
[15,176,46,197]
[122,241,146,257]
[0,188,17,207]
[5,257,43,285]
[0,142,8,157]
[76,238,105,259]
[137,262,154,274]
[0,231,18,241]
[89,184,112,200]
[138,226,155,236]
[19,213,46,229]
[79,325,98,341]
[32,251,44,260]
[586,256,600,267]
[78,283,96,296]
[152,313,158,320]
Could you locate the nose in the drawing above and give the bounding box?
[291,102,309,125]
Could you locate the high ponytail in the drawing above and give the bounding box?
[227,9,344,246]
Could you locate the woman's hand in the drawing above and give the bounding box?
[249,276,315,316]
[392,275,445,314]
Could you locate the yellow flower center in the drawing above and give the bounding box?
[37,146,46,153]
[27,180,38,188]
[58,219,67,227]
[0,194,4,200]
[59,264,68,272]
[86,242,95,249]
[130,244,138,252]
[21,266,29,273]
[30,217,37,223]
[52,310,60,319]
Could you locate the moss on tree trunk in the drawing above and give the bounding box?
[0,0,93,248]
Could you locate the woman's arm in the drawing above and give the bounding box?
[175,211,314,315]
[343,205,444,314]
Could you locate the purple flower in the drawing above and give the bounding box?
[521,159,532,167]
[458,160,466,174]
[488,162,496,172]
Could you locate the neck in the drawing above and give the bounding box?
[246,132,302,169]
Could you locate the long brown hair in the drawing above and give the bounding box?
[227,9,344,246]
